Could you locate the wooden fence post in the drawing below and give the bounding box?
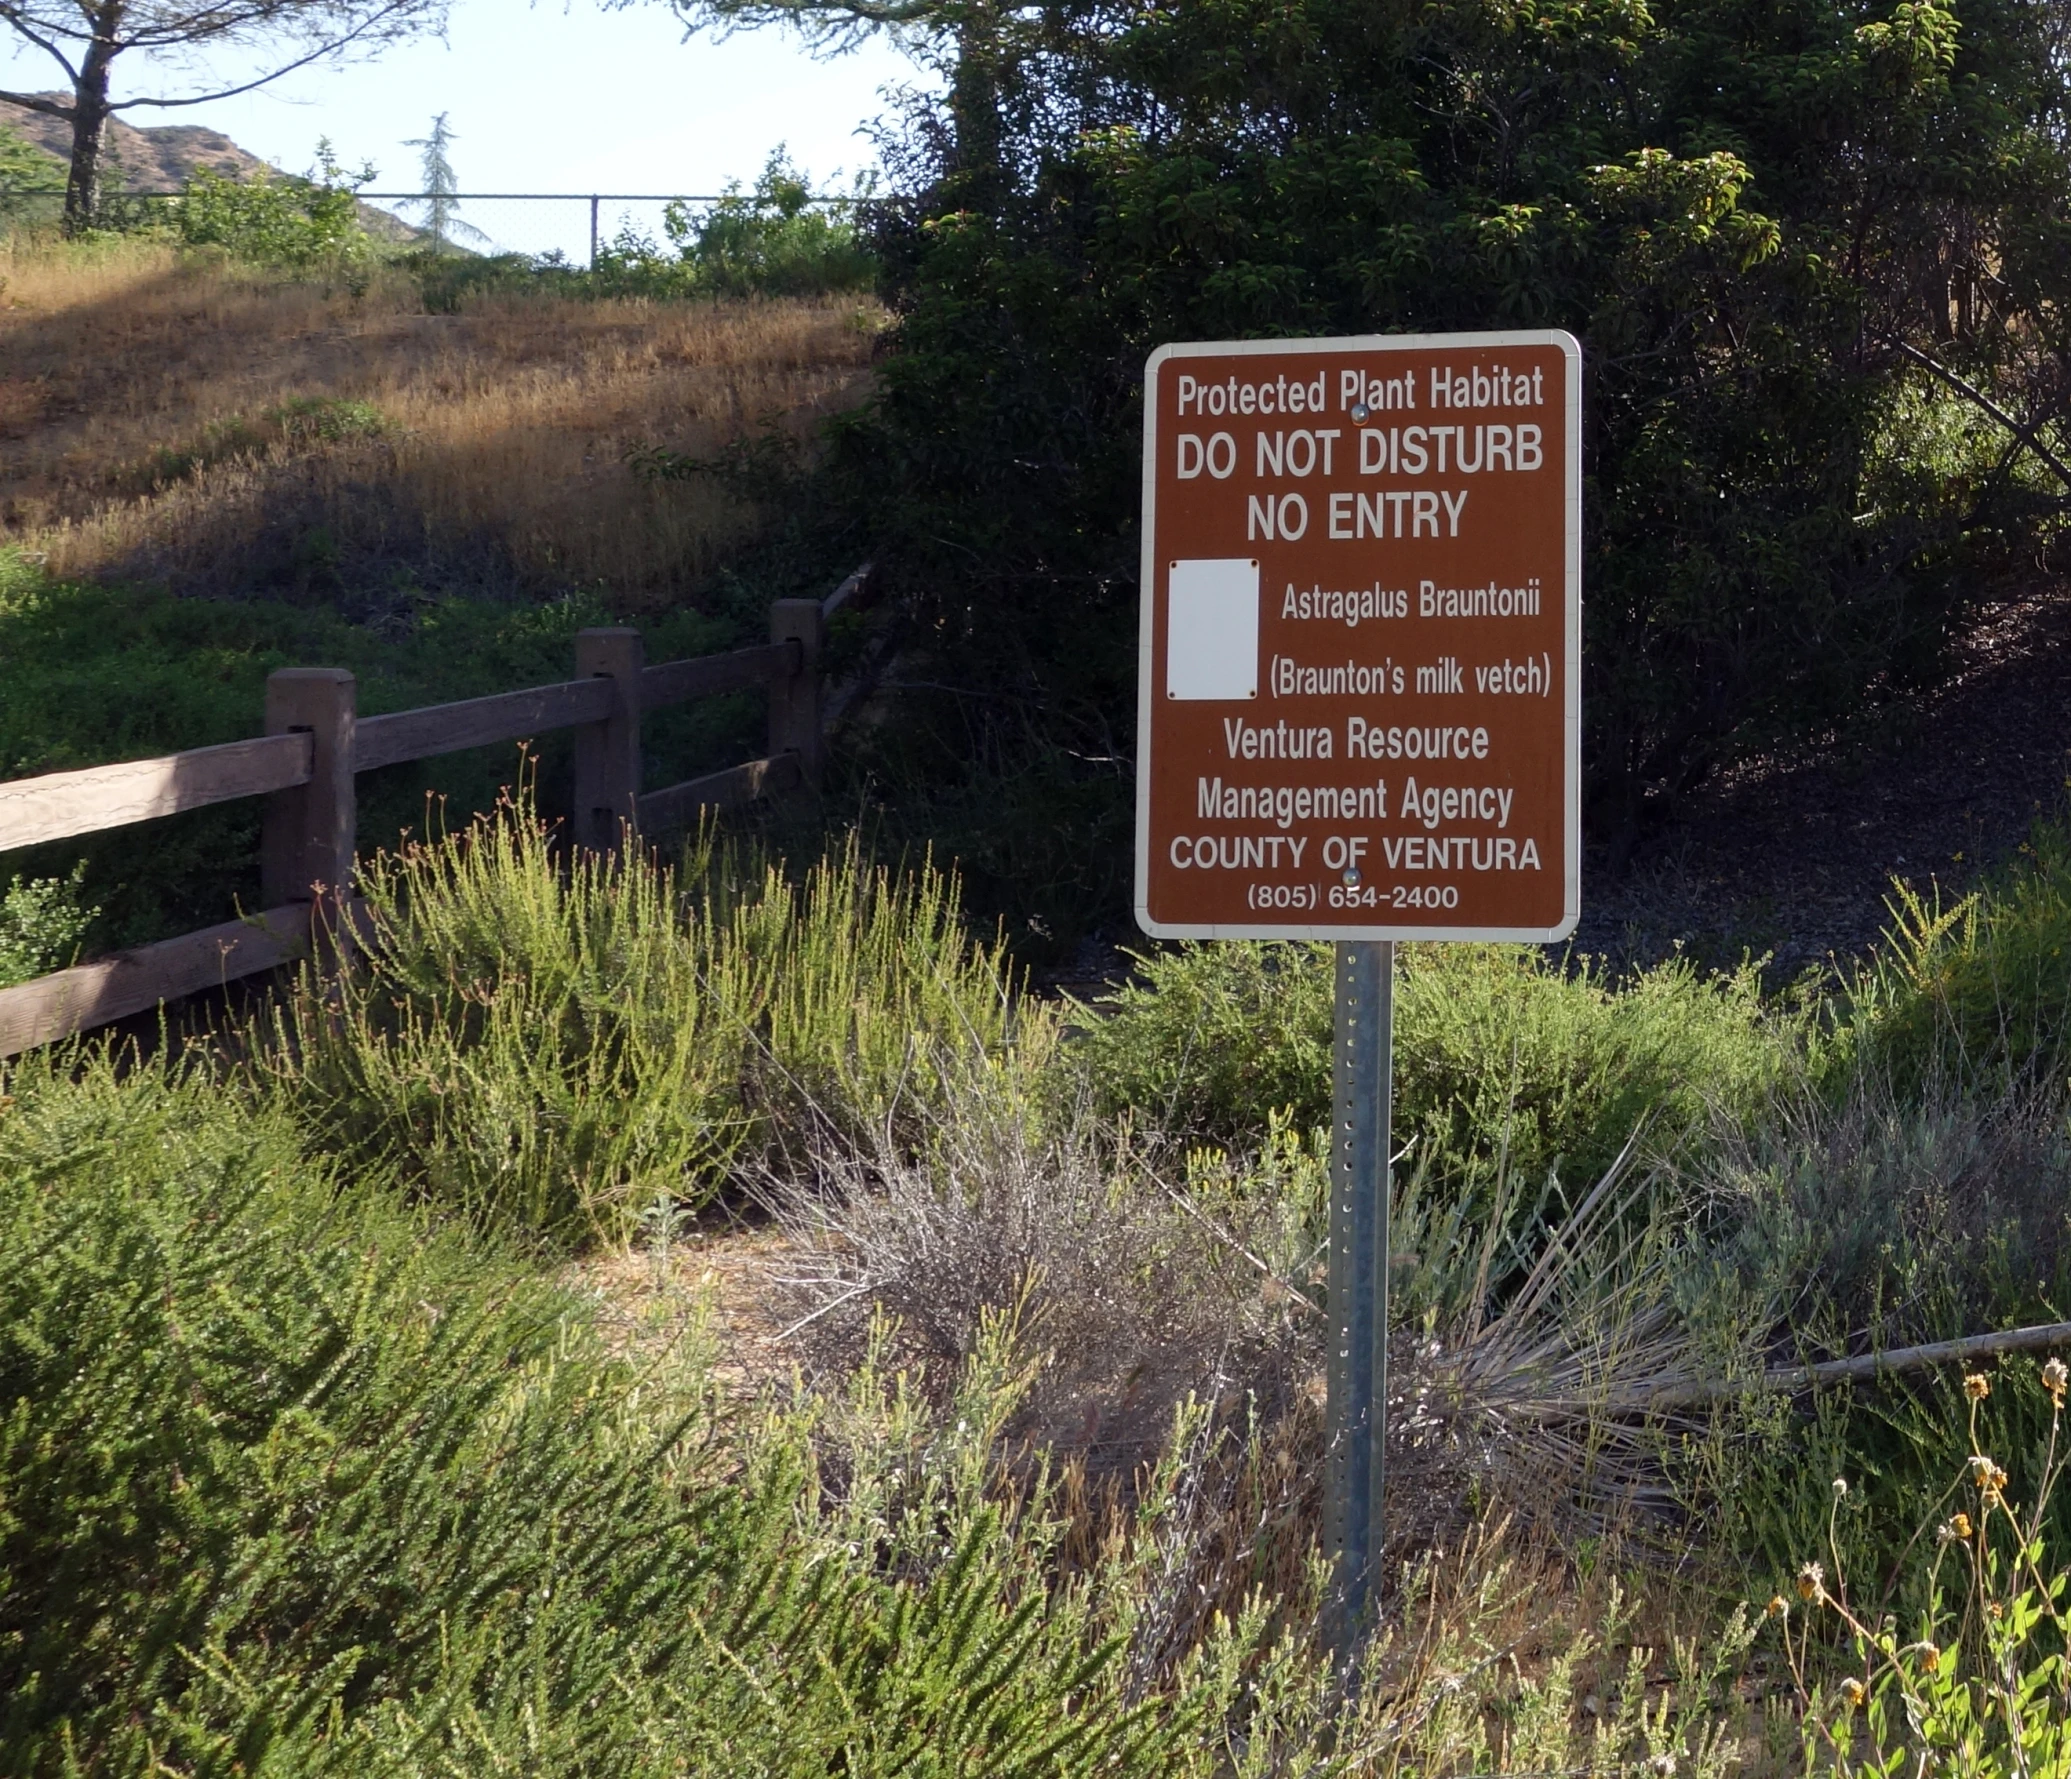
[769,599,824,788]
[572,627,644,852]
[261,668,356,909]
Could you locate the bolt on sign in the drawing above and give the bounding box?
[1134,331,1582,941]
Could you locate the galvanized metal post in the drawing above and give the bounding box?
[1323,938,1393,1661]
[589,195,601,269]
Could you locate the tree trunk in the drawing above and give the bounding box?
[64,19,119,234]
[945,11,1002,210]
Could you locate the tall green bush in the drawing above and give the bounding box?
[664,148,877,298]
[756,0,2071,939]
[1073,940,1809,1195]
[586,149,877,300]
[0,1054,693,1772]
[0,122,62,231]
[0,865,95,987]
[254,797,1032,1246]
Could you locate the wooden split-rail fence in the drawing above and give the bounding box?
[0,566,884,1059]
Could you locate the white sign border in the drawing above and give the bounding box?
[1133,329,1583,943]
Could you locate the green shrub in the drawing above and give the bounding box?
[1396,943,1811,1198]
[0,1053,694,1772]
[0,122,62,233]
[0,1054,1229,1777]
[1073,940,1808,1195]
[1852,819,2071,1092]
[0,864,95,987]
[660,149,878,299]
[174,143,375,278]
[253,797,1034,1247]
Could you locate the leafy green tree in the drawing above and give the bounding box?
[0,118,62,225]
[0,0,447,231]
[663,146,875,295]
[688,0,2071,902]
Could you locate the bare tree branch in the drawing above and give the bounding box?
[105,8,427,107]
[1883,334,2071,492]
[0,87,77,115]
[0,10,81,81]
[632,0,948,57]
[1630,1317,2071,1412]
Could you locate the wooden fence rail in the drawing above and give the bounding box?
[0,568,875,1058]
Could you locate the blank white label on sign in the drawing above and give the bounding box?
[1166,557,1259,700]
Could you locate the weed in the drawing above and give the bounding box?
[1676,1066,2071,1599]
[1852,818,2071,1092]
[1778,1360,2071,1776]
[0,862,95,987]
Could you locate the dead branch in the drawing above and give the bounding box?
[1629,1317,2071,1412]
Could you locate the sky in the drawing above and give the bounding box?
[1,1,924,259]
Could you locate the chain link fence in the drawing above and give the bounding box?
[0,188,857,267]
[360,194,759,266]
[0,188,851,268]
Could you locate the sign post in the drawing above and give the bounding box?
[1133,331,1582,1657]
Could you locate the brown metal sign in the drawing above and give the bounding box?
[1134,331,1581,940]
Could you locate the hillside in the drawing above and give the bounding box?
[1570,577,2071,980]
[0,239,879,948]
[0,100,421,240]
[0,243,875,608]
[2,98,265,188]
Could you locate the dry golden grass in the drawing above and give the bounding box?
[0,240,879,604]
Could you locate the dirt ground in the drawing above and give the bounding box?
[1569,578,2071,981]
[564,1213,800,1400]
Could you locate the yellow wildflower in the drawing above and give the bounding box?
[1965,1372,1991,1401]
[2044,1357,2067,1406]
[1841,1678,1866,1709]
[1798,1561,1825,1603]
